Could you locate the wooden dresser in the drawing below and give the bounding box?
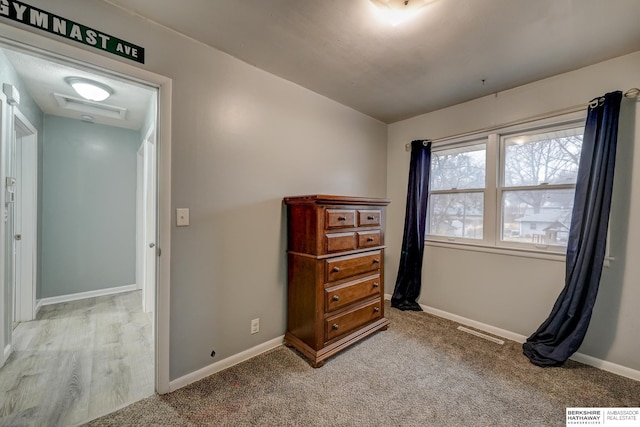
[283,195,390,367]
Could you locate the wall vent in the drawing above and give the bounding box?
[53,93,127,120]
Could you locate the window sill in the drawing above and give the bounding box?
[424,239,613,267]
[425,239,566,262]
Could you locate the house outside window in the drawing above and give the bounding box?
[500,126,583,250]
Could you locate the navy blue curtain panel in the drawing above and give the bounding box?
[391,140,431,311]
[523,91,623,367]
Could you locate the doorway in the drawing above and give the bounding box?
[12,110,37,325]
[0,41,162,423]
[137,124,157,318]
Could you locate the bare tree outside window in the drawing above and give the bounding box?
[501,127,583,246]
[429,144,485,239]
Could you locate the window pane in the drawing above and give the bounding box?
[431,143,486,190]
[502,189,575,246]
[504,128,582,187]
[429,193,484,239]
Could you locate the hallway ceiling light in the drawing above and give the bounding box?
[65,77,113,102]
[370,0,430,26]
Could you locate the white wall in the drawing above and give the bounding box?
[386,52,640,372]
[0,0,387,380]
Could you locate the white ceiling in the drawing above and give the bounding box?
[2,47,154,130]
[104,0,640,123]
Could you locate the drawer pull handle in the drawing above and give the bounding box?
[373,307,380,313]
[338,216,347,221]
[332,295,340,302]
[367,215,376,220]
[332,324,339,330]
[367,237,375,242]
[332,267,340,272]
[373,282,379,288]
[373,258,380,264]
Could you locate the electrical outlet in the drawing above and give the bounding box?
[251,318,260,334]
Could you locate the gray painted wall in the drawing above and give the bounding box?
[8,0,639,383]
[386,52,640,372]
[2,1,638,384]
[41,115,139,298]
[9,0,388,381]
[17,1,639,383]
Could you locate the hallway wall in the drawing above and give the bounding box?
[41,115,139,298]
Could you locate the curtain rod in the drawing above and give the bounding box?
[404,87,640,151]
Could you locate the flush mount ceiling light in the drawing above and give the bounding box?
[370,0,430,26]
[65,77,113,102]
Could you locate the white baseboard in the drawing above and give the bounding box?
[38,284,138,307]
[384,293,640,381]
[168,335,285,393]
[3,344,11,361]
[420,304,528,344]
[570,352,640,381]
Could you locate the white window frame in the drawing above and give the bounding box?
[427,139,489,245]
[497,121,584,253]
[425,111,587,260]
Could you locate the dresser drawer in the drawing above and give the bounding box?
[325,299,382,341]
[325,251,381,282]
[325,232,357,253]
[325,275,381,312]
[358,209,381,226]
[326,209,356,229]
[357,230,380,248]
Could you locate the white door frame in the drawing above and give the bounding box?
[135,124,157,316]
[142,125,156,316]
[13,109,37,323]
[0,91,11,368]
[0,27,172,393]
[136,145,145,293]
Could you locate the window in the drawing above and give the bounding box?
[428,143,485,240]
[426,115,585,254]
[500,126,583,249]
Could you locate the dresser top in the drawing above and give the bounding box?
[284,194,390,206]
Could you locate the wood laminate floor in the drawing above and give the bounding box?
[0,291,154,426]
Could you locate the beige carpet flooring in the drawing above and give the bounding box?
[84,301,640,426]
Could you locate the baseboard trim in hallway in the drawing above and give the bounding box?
[37,284,138,309]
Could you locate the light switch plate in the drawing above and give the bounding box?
[176,208,190,226]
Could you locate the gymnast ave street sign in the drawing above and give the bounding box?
[0,0,145,64]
